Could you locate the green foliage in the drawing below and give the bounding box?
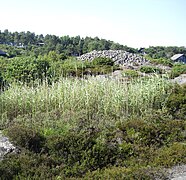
[90,57,118,75]
[146,55,173,67]
[0,57,8,83]
[0,76,171,124]
[1,55,117,83]
[43,51,68,62]
[166,85,186,119]
[48,57,117,78]
[84,166,167,179]
[92,57,114,66]
[3,56,50,84]
[140,66,163,74]
[0,115,185,179]
[170,64,186,78]
[153,143,186,167]
[144,46,186,59]
[122,69,139,78]
[0,76,181,179]
[1,29,186,179]
[117,118,185,148]
[0,66,6,89]
[0,29,136,56]
[6,125,46,153]
[0,44,23,57]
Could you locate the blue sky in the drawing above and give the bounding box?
[1,0,186,48]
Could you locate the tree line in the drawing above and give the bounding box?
[144,46,186,59]
[0,29,137,57]
[0,29,186,59]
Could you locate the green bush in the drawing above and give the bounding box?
[6,125,46,153]
[0,73,185,179]
[122,69,139,78]
[146,56,173,67]
[4,56,50,84]
[170,64,186,78]
[140,66,162,74]
[92,57,114,66]
[166,85,186,119]
[46,130,119,176]
[117,117,185,147]
[0,152,65,179]
[153,143,186,167]
[1,115,186,179]
[48,57,118,78]
[84,166,167,180]
[0,70,6,90]
[0,57,8,90]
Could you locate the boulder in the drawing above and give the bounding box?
[0,131,17,161]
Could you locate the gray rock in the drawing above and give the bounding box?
[171,74,186,85]
[167,165,186,180]
[0,131,17,161]
[78,50,149,66]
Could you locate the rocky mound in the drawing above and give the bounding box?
[78,50,149,66]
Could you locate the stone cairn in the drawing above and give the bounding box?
[78,50,149,66]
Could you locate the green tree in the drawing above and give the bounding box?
[4,56,50,83]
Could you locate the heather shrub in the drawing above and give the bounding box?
[122,69,139,78]
[140,66,162,74]
[166,84,186,119]
[6,125,45,153]
[170,64,186,78]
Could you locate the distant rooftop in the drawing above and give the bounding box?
[0,49,6,54]
[0,50,7,56]
[171,54,184,61]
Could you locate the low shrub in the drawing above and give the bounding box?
[84,166,167,180]
[122,69,139,78]
[153,142,186,167]
[0,152,65,179]
[46,129,119,176]
[146,56,173,67]
[3,56,50,84]
[49,57,118,77]
[170,64,186,78]
[116,118,185,147]
[92,57,114,66]
[0,77,185,179]
[5,125,46,153]
[166,84,186,119]
[1,116,186,179]
[140,66,162,74]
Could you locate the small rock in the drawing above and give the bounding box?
[0,131,17,161]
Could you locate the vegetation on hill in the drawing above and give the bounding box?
[0,76,186,179]
[140,66,163,74]
[144,46,186,59]
[170,64,186,78]
[0,54,119,87]
[1,29,186,59]
[145,55,173,67]
[0,29,137,57]
[0,29,186,179]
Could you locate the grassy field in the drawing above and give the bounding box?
[0,75,186,179]
[0,76,171,128]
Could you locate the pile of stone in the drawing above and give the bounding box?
[78,50,149,66]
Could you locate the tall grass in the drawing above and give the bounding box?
[0,76,172,129]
